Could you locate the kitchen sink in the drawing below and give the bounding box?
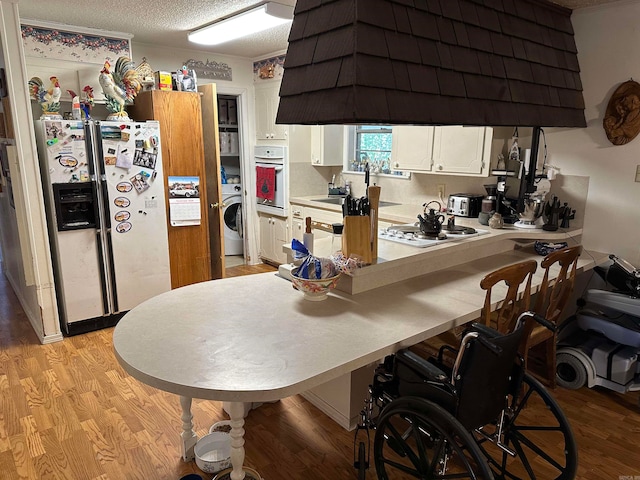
[312,197,400,207]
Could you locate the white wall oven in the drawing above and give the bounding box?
[254,145,288,217]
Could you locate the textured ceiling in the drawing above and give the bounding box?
[18,0,619,59]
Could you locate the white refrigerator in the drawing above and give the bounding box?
[35,119,171,335]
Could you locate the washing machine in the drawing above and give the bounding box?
[221,183,243,256]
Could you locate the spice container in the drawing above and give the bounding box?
[331,223,344,254]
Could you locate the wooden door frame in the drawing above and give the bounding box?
[214,85,258,266]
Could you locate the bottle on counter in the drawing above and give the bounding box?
[331,223,344,254]
[303,217,314,254]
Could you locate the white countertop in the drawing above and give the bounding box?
[290,196,584,294]
[113,248,606,405]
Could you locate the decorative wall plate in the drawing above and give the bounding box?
[603,80,640,145]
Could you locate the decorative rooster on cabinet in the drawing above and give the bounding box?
[67,86,95,119]
[28,76,62,118]
[98,57,142,120]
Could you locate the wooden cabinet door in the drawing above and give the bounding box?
[432,126,491,176]
[255,84,288,141]
[199,84,224,279]
[259,214,274,261]
[391,126,434,172]
[272,216,289,264]
[310,125,345,166]
[255,87,272,140]
[259,214,288,264]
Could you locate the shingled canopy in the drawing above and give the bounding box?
[276,0,586,128]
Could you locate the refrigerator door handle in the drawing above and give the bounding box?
[95,230,110,315]
[100,178,111,230]
[105,229,119,313]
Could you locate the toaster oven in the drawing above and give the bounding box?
[447,194,484,217]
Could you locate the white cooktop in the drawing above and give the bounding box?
[379,225,489,248]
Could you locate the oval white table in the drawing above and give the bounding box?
[112,249,605,479]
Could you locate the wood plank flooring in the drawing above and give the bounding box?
[0,264,639,479]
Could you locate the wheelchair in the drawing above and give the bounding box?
[353,311,578,479]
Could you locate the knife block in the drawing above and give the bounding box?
[342,216,373,264]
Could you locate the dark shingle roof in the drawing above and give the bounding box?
[276,0,586,127]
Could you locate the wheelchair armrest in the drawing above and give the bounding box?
[467,322,501,339]
[437,344,458,366]
[396,349,448,382]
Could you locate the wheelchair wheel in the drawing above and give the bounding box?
[374,396,494,479]
[475,373,577,480]
[358,442,367,480]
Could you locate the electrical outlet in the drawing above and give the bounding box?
[437,184,446,198]
[636,165,640,182]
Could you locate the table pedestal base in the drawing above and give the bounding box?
[213,466,261,480]
[179,397,260,480]
[180,396,198,461]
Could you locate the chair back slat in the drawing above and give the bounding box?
[535,245,582,324]
[479,260,538,334]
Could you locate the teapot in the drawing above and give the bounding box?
[417,201,445,236]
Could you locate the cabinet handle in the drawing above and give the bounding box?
[394,162,400,168]
[437,164,443,171]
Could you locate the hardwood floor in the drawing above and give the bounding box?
[0,265,638,479]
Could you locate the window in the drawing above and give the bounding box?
[350,125,393,173]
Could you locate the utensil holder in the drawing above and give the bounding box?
[342,216,372,264]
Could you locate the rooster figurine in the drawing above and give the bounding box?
[98,57,142,120]
[67,85,95,119]
[28,76,62,118]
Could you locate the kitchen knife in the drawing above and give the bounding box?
[364,162,370,191]
[368,185,381,260]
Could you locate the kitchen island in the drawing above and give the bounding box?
[291,195,585,294]
[113,230,606,479]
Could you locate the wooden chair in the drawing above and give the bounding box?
[479,260,539,334]
[526,245,582,388]
[411,259,538,365]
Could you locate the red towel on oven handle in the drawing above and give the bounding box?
[256,166,276,201]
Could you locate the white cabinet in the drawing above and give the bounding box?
[310,125,345,166]
[391,126,435,172]
[259,214,288,264]
[26,57,101,104]
[290,204,305,243]
[432,126,492,176]
[291,216,305,243]
[255,83,288,141]
[392,126,492,177]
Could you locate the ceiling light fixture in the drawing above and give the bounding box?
[188,2,294,46]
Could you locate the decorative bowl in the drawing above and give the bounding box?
[291,272,341,301]
[534,241,568,256]
[194,432,231,474]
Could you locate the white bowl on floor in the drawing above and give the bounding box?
[194,431,231,474]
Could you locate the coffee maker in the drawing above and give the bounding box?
[482,184,497,213]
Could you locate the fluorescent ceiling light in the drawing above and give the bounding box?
[188,2,294,46]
